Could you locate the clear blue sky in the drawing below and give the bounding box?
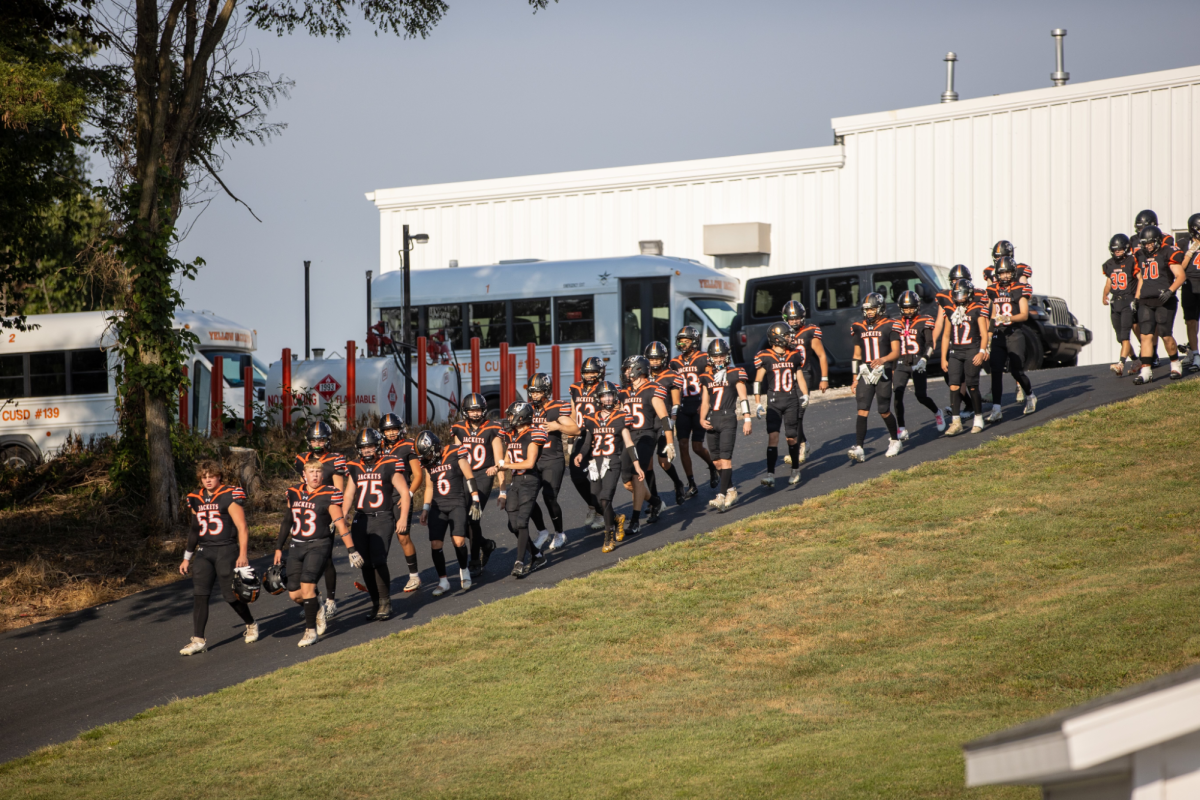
[167,0,1200,362]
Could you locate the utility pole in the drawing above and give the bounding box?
[304,260,311,360]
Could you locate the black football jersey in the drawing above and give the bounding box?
[187,485,246,546]
[1181,246,1200,282]
[987,284,1029,333]
[753,349,804,395]
[892,316,935,366]
[936,288,989,315]
[1103,255,1138,299]
[789,324,822,371]
[670,351,709,410]
[452,420,502,473]
[384,436,420,478]
[581,409,630,460]
[532,400,570,462]
[283,484,344,543]
[570,381,602,424]
[428,445,469,507]
[623,380,667,433]
[345,456,403,516]
[293,450,346,486]
[851,317,899,363]
[503,427,549,476]
[701,366,747,414]
[1136,247,1184,297]
[946,303,990,349]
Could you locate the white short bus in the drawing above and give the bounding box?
[0,309,264,468]
[369,255,741,407]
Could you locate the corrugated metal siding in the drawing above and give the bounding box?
[374,66,1200,367]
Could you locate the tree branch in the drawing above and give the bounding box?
[199,152,262,222]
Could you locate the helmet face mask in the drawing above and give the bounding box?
[355,428,383,463]
[581,357,604,385]
[995,256,1016,286]
[861,292,885,321]
[503,401,534,432]
[597,381,619,411]
[305,420,332,451]
[644,341,669,371]
[1109,233,1130,259]
[462,392,487,424]
[952,279,973,306]
[379,413,405,444]
[526,373,552,405]
[1141,225,1163,255]
[781,300,806,330]
[898,290,920,318]
[232,567,261,604]
[706,339,730,370]
[675,325,700,354]
[416,430,441,464]
[623,355,650,384]
[767,322,792,350]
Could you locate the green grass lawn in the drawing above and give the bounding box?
[5,381,1199,799]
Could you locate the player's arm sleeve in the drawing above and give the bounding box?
[276,498,291,550]
[576,424,592,456]
[185,503,200,552]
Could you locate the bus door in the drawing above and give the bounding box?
[191,356,212,434]
[620,277,671,361]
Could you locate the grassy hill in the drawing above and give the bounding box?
[3,381,1198,799]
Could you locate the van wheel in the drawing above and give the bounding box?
[1,445,36,471]
[1021,328,1045,372]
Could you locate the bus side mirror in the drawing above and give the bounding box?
[915,284,931,301]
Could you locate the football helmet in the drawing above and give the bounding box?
[1134,209,1158,233]
[415,430,441,464]
[355,427,383,463]
[581,357,604,385]
[263,563,287,595]
[462,393,487,423]
[898,290,921,318]
[767,322,792,349]
[1189,213,1200,239]
[504,401,534,431]
[379,413,406,444]
[232,567,261,604]
[305,420,332,451]
[706,338,731,369]
[597,381,620,411]
[861,292,886,320]
[994,256,1017,285]
[991,240,1014,264]
[1140,224,1163,255]
[1109,233,1130,258]
[952,279,974,306]
[624,355,651,383]
[644,341,670,369]
[675,325,701,353]
[526,373,552,402]
[948,264,972,283]
[781,299,806,329]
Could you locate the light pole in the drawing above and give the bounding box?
[400,224,429,425]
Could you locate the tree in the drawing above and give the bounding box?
[88,0,556,529]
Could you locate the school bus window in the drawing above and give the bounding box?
[426,304,464,350]
[512,298,551,346]
[0,354,24,398]
[555,296,594,344]
[69,349,109,395]
[29,352,67,397]
[468,302,506,348]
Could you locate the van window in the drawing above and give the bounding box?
[512,298,551,346]
[683,307,703,332]
[0,354,24,397]
[30,352,67,396]
[427,304,464,349]
[468,302,506,348]
[70,349,108,394]
[555,296,594,344]
[871,269,923,303]
[752,279,806,320]
[815,275,860,311]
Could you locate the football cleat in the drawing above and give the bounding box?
[460,568,472,591]
[1015,385,1026,403]
[708,493,725,510]
[602,528,616,553]
[529,552,548,573]
[934,410,946,432]
[533,530,550,550]
[885,438,903,458]
[683,483,699,500]
[972,416,985,434]
[646,497,663,524]
[582,508,595,528]
[615,514,626,542]
[896,426,909,442]
[375,598,391,621]
[1110,362,1123,377]
[673,484,686,506]
[315,604,327,636]
[1133,367,1152,385]
[298,629,318,648]
[847,445,865,463]
[1023,394,1037,414]
[433,577,451,597]
[1170,361,1183,380]
[364,605,379,622]
[481,538,496,567]
[1190,352,1200,372]
[761,474,776,488]
[243,623,259,644]
[945,417,964,436]
[782,454,792,466]
[788,469,801,486]
[722,487,738,511]
[986,405,1003,423]
[549,532,567,551]
[179,637,206,656]
[468,555,482,578]
[708,468,719,489]
[590,516,605,531]
[323,597,338,619]
[511,561,529,578]
[797,442,808,464]
[626,521,642,537]
[403,574,422,593]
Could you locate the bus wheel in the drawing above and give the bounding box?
[1,445,36,471]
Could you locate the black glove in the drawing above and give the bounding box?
[1159,288,1173,302]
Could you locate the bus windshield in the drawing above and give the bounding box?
[693,298,737,336]
[202,351,268,387]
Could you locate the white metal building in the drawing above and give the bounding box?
[368,63,1200,367]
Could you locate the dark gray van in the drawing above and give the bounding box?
[734,262,948,376]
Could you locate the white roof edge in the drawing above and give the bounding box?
[833,63,1200,134]
[1063,675,1200,769]
[369,146,845,209]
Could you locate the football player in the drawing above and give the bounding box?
[891,290,944,439]
[752,322,808,487]
[497,402,550,577]
[984,240,1033,286]
[380,413,425,593]
[781,300,828,467]
[849,293,902,461]
[276,460,360,647]
[698,339,751,511]
[568,357,605,529]
[525,374,578,553]
[293,420,345,620]
[574,381,642,553]
[986,257,1036,419]
[451,393,503,577]
[932,265,986,420]
[1102,233,1140,376]
[940,280,991,435]
[178,461,255,655]
[669,325,719,496]
[645,341,687,504]
[417,431,483,596]
[1177,213,1200,372]
[620,355,674,535]
[341,428,410,621]
[1132,225,1187,383]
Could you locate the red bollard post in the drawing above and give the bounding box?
[509,354,518,403]
[179,367,189,429]
[499,341,510,409]
[244,366,254,434]
[574,348,583,384]
[470,337,481,394]
[526,341,537,385]
[211,355,224,438]
[551,346,560,400]
[417,336,428,425]
[281,348,292,429]
[346,341,356,431]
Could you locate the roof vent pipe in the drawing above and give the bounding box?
[941,53,958,103]
[1051,29,1069,86]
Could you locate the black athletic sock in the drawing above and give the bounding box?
[1170,353,1180,362]
[719,468,733,493]
[1141,356,1153,366]
[894,400,906,428]
[855,415,868,448]
[192,595,210,638]
[646,469,659,502]
[431,547,447,578]
[324,560,336,599]
[362,567,379,604]
[631,509,640,525]
[663,463,683,490]
[787,441,800,464]
[882,413,899,439]
[950,390,962,416]
[1017,373,1032,395]
[405,553,419,575]
[228,599,254,625]
[375,565,391,598]
[602,499,615,529]
[453,543,469,570]
[686,472,697,486]
[303,597,318,630]
[969,387,983,416]
[766,446,778,473]
[516,527,531,562]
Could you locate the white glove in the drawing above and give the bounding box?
[799,395,810,408]
[951,306,968,327]
[469,500,482,521]
[347,548,365,569]
[871,364,886,384]
[664,442,676,461]
[755,402,766,419]
[914,357,927,374]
